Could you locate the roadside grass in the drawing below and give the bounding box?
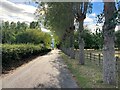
[61,52,117,88]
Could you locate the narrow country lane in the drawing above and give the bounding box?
[1,49,78,88]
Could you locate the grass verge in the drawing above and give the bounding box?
[61,52,117,88]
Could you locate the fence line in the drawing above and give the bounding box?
[85,52,119,68]
[85,52,119,86]
[61,48,119,73]
[85,52,103,66]
[62,48,119,86]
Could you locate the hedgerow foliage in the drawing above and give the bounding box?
[2,44,51,69]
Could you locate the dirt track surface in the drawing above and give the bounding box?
[1,49,78,88]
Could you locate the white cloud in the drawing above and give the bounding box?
[84,13,119,33]
[8,0,31,3]
[84,13,98,32]
[89,13,96,17]
[86,24,103,32]
[84,17,94,23]
[41,27,50,32]
[84,13,97,24]
[115,25,120,31]
[0,0,37,23]
[17,4,36,13]
[91,0,103,2]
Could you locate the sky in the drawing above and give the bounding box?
[84,1,119,32]
[0,0,119,32]
[84,2,104,32]
[0,0,38,24]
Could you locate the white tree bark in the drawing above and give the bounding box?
[74,2,88,65]
[70,31,75,59]
[103,1,117,85]
[79,21,85,65]
[103,29,116,85]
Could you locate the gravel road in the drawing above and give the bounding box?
[1,49,78,88]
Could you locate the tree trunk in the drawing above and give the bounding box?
[79,21,85,65]
[103,29,116,85]
[69,4,75,59]
[70,31,75,59]
[68,36,71,56]
[103,1,116,85]
[66,36,70,56]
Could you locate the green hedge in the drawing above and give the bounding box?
[2,44,51,69]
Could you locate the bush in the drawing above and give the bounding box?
[16,29,51,48]
[2,44,51,69]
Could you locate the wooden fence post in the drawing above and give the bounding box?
[116,56,118,72]
[90,53,91,62]
[86,52,87,59]
[94,54,95,62]
[116,56,119,87]
[99,54,101,66]
[86,53,89,59]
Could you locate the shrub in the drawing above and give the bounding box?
[16,29,51,48]
[2,44,51,69]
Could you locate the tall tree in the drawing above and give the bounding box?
[3,21,9,30]
[30,21,39,29]
[36,2,75,58]
[10,22,16,31]
[102,1,117,85]
[73,1,92,64]
[16,21,21,31]
[2,21,15,43]
[21,22,28,30]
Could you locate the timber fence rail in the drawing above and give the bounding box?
[85,52,119,87]
[85,52,119,73]
[62,49,119,74]
[85,52,103,66]
[61,48,119,86]
[61,48,119,87]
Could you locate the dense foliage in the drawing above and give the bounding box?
[74,28,119,50]
[1,21,52,72]
[1,21,51,48]
[37,2,74,39]
[16,29,51,48]
[2,44,51,69]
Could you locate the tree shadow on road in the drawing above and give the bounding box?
[34,51,78,88]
